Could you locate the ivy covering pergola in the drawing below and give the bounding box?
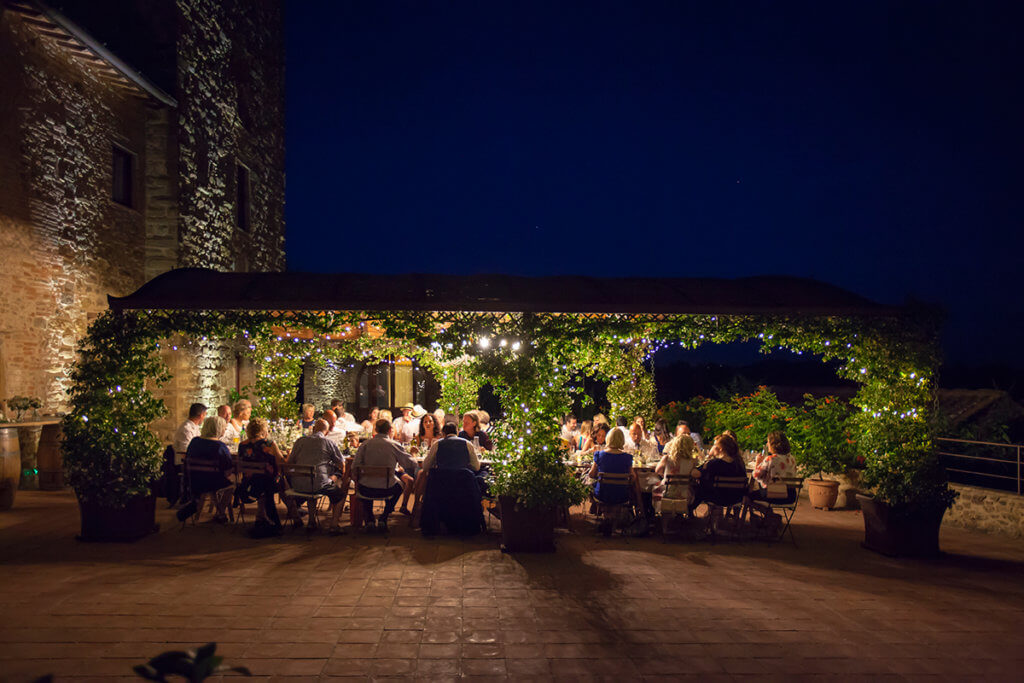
[63,268,953,513]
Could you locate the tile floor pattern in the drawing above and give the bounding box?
[1,491,1023,682]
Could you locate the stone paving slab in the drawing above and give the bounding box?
[1,490,1023,681]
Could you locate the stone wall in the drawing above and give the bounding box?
[0,10,152,409]
[944,484,1024,538]
[176,0,286,273]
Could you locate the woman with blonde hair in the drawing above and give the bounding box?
[183,416,235,523]
[576,420,593,452]
[297,403,316,431]
[656,434,696,503]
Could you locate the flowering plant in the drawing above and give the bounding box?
[700,386,795,452]
[788,394,857,479]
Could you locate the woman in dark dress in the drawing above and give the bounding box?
[184,416,235,522]
[689,433,747,513]
[237,417,284,530]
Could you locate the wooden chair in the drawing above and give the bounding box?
[747,476,804,545]
[705,475,750,542]
[281,463,326,531]
[235,458,273,526]
[352,466,396,529]
[593,471,635,536]
[182,456,235,527]
[659,472,692,540]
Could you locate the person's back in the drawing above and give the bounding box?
[594,449,633,505]
[239,438,278,477]
[435,435,474,470]
[186,434,233,494]
[289,431,342,493]
[701,454,746,505]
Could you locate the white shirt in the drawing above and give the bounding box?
[221,421,241,448]
[560,425,578,442]
[173,419,201,454]
[630,436,660,464]
[393,416,420,444]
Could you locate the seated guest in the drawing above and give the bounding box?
[459,411,493,451]
[652,419,671,454]
[321,409,346,445]
[689,434,746,512]
[360,407,380,434]
[353,418,418,533]
[632,416,648,440]
[582,422,609,453]
[297,403,316,432]
[415,413,444,452]
[613,416,632,449]
[477,410,491,433]
[587,427,634,506]
[751,430,798,503]
[224,399,251,446]
[628,421,659,464]
[184,416,235,523]
[656,434,697,502]
[560,413,578,443]
[676,420,704,452]
[576,420,592,452]
[237,417,284,532]
[330,398,355,424]
[173,402,207,455]
[422,422,481,472]
[288,419,347,534]
[393,403,420,445]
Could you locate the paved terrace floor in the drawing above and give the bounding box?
[1,490,1023,682]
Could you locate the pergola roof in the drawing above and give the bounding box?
[109,268,899,318]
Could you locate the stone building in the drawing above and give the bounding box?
[0,0,285,419]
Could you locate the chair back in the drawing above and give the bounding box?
[664,473,691,488]
[185,456,224,481]
[766,476,803,502]
[710,475,748,491]
[281,462,316,493]
[237,458,269,478]
[597,472,631,486]
[355,465,393,484]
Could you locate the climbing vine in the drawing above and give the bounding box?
[63,305,953,511]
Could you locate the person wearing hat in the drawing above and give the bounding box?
[393,403,421,445]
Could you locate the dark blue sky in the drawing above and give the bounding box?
[285,1,1023,369]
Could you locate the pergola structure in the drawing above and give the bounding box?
[65,268,942,511]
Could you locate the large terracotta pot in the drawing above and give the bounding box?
[498,496,556,552]
[807,478,840,510]
[77,492,159,542]
[0,428,20,510]
[857,494,945,558]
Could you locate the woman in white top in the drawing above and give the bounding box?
[656,434,697,503]
[223,399,251,446]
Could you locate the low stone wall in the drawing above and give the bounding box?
[945,484,1024,538]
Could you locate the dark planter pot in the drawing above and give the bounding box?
[498,495,555,552]
[77,492,160,542]
[857,494,945,558]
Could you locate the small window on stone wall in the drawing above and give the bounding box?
[112,145,133,207]
[236,163,251,232]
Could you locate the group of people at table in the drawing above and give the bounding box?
[562,414,798,530]
[171,399,494,536]
[171,398,798,537]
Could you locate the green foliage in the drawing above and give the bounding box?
[63,302,952,513]
[788,394,858,479]
[5,395,42,421]
[700,386,794,452]
[62,312,170,507]
[133,642,250,682]
[654,397,707,433]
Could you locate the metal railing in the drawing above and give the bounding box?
[936,437,1022,495]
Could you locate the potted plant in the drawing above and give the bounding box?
[854,412,957,558]
[790,394,857,510]
[62,313,169,541]
[480,348,590,552]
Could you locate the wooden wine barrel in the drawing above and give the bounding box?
[37,423,64,490]
[0,427,21,510]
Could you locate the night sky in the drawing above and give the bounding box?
[285,1,1023,371]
